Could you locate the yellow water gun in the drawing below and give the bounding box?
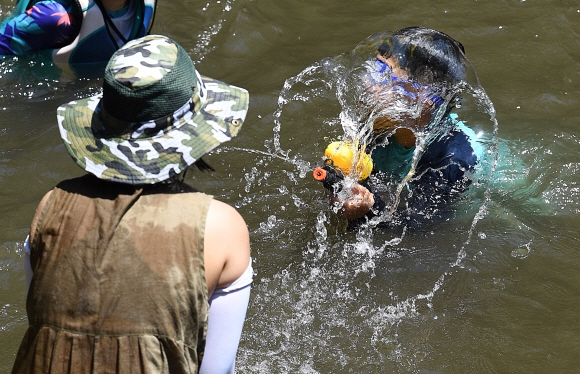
[312,141,373,191]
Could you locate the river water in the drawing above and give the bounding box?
[1,0,580,372]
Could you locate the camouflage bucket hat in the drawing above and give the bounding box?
[57,34,249,184]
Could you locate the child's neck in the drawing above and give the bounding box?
[101,0,128,11]
[392,128,416,149]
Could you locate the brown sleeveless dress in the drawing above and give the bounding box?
[12,175,210,374]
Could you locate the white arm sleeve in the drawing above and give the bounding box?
[199,259,253,374]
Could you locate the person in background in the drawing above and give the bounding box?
[12,34,251,374]
[0,0,156,76]
[328,27,484,224]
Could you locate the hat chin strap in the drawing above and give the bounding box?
[93,0,129,49]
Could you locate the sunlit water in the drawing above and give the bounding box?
[2,0,580,372]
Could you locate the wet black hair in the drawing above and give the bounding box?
[377,27,467,86]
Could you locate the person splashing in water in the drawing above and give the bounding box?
[325,27,485,226]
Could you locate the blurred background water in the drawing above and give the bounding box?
[1,0,580,372]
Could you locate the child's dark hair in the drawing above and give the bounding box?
[377,27,467,86]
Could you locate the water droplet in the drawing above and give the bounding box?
[511,241,532,258]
